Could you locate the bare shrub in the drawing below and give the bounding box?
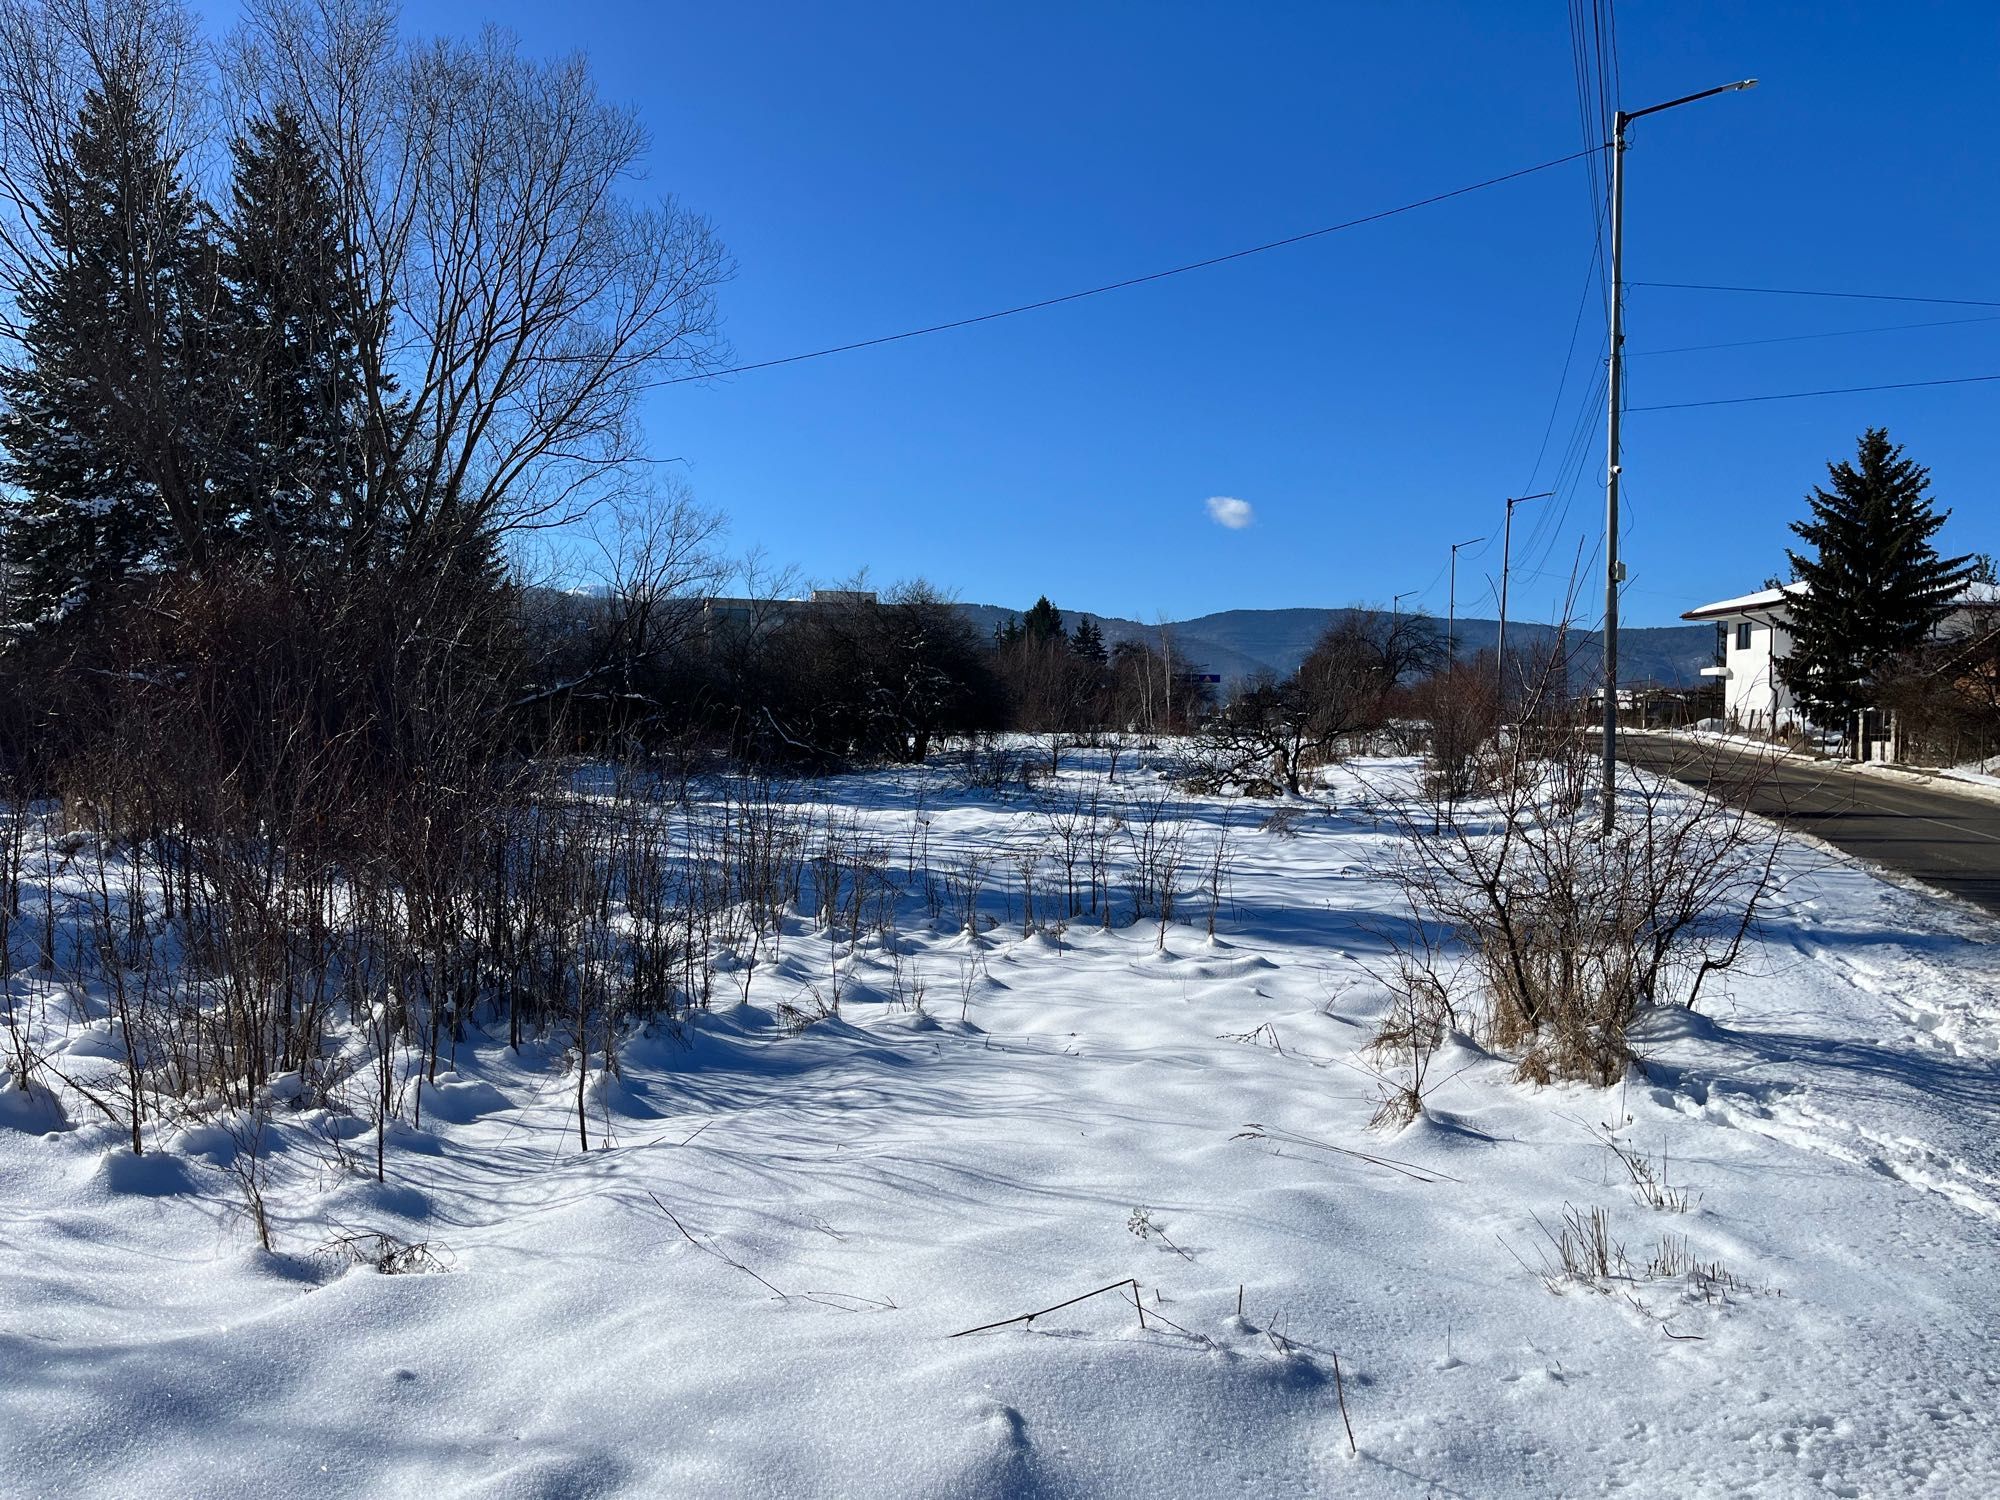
[1600,1130,1696,1213]
[1534,1202,1619,1288]
[1414,661,1501,802]
[955,737,1019,794]
[1194,613,1440,796]
[1513,1204,1746,1305]
[1375,709,1790,1086]
[1122,792,1187,927]
[319,1230,451,1275]
[1366,940,1463,1130]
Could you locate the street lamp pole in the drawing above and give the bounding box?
[1448,536,1485,666]
[1392,589,1418,624]
[1601,77,1758,832]
[1496,489,1553,698]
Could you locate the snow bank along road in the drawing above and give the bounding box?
[1618,730,2000,916]
[3,751,2000,1497]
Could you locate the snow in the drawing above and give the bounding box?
[5,750,2000,1497]
[1852,758,2000,805]
[1674,722,2000,806]
[1682,579,1997,621]
[1682,582,1808,621]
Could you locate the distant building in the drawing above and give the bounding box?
[1681,583,1808,734]
[1683,580,2000,746]
[699,588,878,641]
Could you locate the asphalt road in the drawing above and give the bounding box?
[1616,731,2000,917]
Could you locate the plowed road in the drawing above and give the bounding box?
[1617,731,2000,917]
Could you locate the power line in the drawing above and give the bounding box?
[1628,371,2000,412]
[1633,280,2000,309]
[1520,239,1604,494]
[646,146,1606,390]
[1632,312,2000,356]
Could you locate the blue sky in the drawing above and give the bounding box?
[385,1,1998,626]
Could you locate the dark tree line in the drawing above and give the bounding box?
[528,582,1216,772]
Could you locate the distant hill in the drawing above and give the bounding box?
[960,603,1716,689]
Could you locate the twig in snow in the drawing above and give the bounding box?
[1218,1021,1285,1055]
[1332,1350,1358,1456]
[1234,1122,1460,1184]
[646,1190,789,1300]
[949,1278,1145,1338]
[800,1290,898,1313]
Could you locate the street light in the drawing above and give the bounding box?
[1496,490,1553,697]
[1601,77,1758,832]
[1447,536,1485,665]
[1392,589,1418,623]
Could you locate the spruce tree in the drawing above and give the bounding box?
[1779,428,1975,722]
[1069,615,1107,664]
[0,81,227,629]
[1020,595,1066,644]
[218,106,378,573]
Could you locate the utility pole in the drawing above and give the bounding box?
[1496,490,1553,699]
[1392,589,1417,624]
[1447,536,1485,666]
[1600,77,1758,833]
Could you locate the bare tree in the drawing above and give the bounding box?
[234,0,730,580]
[1196,611,1439,795]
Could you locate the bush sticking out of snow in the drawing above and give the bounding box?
[317,1230,452,1276]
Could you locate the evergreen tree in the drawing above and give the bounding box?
[218,105,379,572]
[1779,428,1975,722]
[0,81,222,627]
[1069,615,1107,665]
[1020,595,1066,644]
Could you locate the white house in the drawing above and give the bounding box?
[1682,582,1808,733]
[1684,579,2000,742]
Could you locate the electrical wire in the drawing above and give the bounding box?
[644,146,1605,390]
[1632,280,2000,309]
[1631,312,2000,356]
[1628,372,2000,412]
[1520,239,1604,495]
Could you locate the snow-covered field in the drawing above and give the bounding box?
[4,750,2000,1498]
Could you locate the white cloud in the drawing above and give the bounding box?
[1205,495,1254,530]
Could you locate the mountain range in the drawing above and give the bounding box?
[959,603,1717,688]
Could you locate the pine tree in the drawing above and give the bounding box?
[218,106,379,573]
[1779,428,1975,722]
[0,81,223,629]
[1020,595,1066,644]
[1069,615,1107,665]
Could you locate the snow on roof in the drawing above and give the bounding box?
[1683,577,2000,621]
[1682,582,1807,621]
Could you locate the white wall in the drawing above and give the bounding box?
[1721,615,1799,731]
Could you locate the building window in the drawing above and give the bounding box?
[1735,622,1753,652]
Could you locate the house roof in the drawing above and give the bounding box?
[1682,578,2000,622]
[1682,582,1807,621]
